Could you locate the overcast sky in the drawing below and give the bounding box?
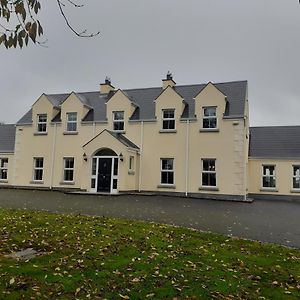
[1,0,300,126]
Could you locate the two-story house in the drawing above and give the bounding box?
[1,74,299,201]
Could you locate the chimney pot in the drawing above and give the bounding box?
[162,71,176,89]
[100,77,115,94]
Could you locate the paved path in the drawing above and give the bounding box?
[0,189,300,248]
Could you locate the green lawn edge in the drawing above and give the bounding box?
[0,208,299,299]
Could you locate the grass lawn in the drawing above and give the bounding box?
[0,209,299,299]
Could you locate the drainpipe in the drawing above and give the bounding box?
[138,121,144,192]
[50,123,57,189]
[185,120,190,197]
[92,122,96,137]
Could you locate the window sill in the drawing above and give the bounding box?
[60,181,75,185]
[34,132,48,136]
[0,180,8,184]
[128,170,135,175]
[159,129,177,133]
[157,184,176,189]
[30,181,44,184]
[199,128,219,133]
[290,189,300,193]
[199,186,219,191]
[63,131,78,135]
[260,188,278,192]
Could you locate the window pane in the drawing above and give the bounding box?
[114,111,124,120]
[161,171,174,184]
[163,109,174,118]
[67,113,77,122]
[203,159,215,171]
[38,123,47,132]
[92,158,97,175]
[209,118,217,128]
[0,169,7,180]
[204,107,216,117]
[113,121,124,131]
[113,179,118,189]
[162,159,173,170]
[35,158,43,168]
[294,166,300,177]
[91,178,96,189]
[64,170,74,181]
[34,169,43,181]
[1,159,8,168]
[129,156,134,170]
[263,166,275,176]
[293,177,300,189]
[263,176,276,188]
[67,122,77,132]
[202,173,209,186]
[202,119,209,129]
[114,158,118,175]
[38,115,47,122]
[209,173,216,186]
[65,158,74,169]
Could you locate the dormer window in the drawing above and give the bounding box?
[162,109,175,130]
[113,111,124,132]
[66,112,77,132]
[203,107,217,129]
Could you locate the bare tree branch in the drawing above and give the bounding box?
[56,0,100,38]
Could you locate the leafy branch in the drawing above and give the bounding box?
[0,0,99,49]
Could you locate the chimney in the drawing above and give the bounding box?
[162,71,176,89]
[100,77,115,94]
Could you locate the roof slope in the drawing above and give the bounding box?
[107,131,139,150]
[0,124,16,153]
[249,126,300,158]
[17,80,247,124]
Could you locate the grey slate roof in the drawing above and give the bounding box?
[17,80,247,124]
[0,124,16,153]
[107,131,139,150]
[249,126,300,159]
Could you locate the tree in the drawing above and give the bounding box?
[0,0,99,49]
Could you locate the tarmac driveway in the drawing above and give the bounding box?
[0,189,300,248]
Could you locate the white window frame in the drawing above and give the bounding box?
[33,157,44,182]
[113,111,125,132]
[63,157,75,182]
[262,165,276,189]
[162,109,176,131]
[292,165,300,190]
[202,107,217,129]
[66,112,78,132]
[0,158,8,181]
[37,114,47,133]
[201,159,217,187]
[160,158,174,185]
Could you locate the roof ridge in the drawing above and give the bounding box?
[43,80,248,96]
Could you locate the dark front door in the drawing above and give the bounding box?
[97,158,112,192]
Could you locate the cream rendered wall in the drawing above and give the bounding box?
[0,153,14,185]
[13,83,248,198]
[248,159,300,196]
